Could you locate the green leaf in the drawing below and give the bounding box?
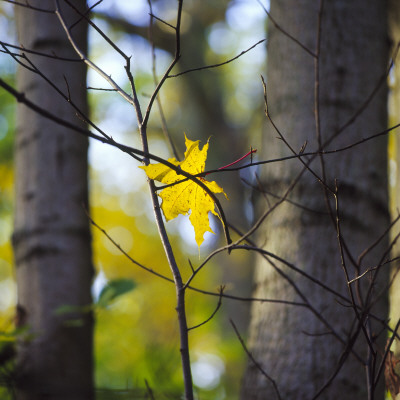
[97,278,136,308]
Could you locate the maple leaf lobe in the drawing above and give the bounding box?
[140,134,228,247]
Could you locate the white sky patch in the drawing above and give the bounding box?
[89,0,150,27]
[114,1,149,26]
[97,100,136,131]
[176,212,220,253]
[92,267,108,302]
[89,139,145,194]
[226,0,267,32]
[87,52,129,91]
[208,22,237,55]
[192,353,225,390]
[176,216,197,251]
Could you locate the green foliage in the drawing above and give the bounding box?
[97,278,136,308]
[0,89,14,164]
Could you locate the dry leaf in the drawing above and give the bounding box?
[385,343,400,399]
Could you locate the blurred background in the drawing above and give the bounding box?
[0,1,268,398]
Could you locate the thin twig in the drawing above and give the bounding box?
[240,175,329,216]
[188,286,224,331]
[0,40,82,61]
[85,210,175,285]
[374,318,400,387]
[310,322,365,399]
[4,0,53,13]
[148,0,181,160]
[168,39,266,78]
[88,208,306,308]
[0,75,231,244]
[357,214,400,267]
[63,0,128,60]
[230,319,282,400]
[334,182,375,353]
[347,257,400,285]
[141,0,184,130]
[149,12,176,30]
[144,379,155,400]
[55,0,136,106]
[256,0,316,58]
[262,75,334,194]
[123,1,193,397]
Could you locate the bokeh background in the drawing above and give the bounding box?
[0,1,268,398]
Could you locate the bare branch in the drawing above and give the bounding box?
[4,0,53,13]
[230,319,282,400]
[168,39,267,78]
[54,0,136,106]
[188,286,224,331]
[256,0,317,58]
[147,0,181,160]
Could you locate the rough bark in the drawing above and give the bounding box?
[388,0,400,382]
[241,1,389,399]
[13,1,94,399]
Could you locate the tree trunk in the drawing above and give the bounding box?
[241,1,389,399]
[13,1,94,399]
[388,0,400,386]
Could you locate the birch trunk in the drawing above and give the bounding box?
[241,1,389,399]
[13,1,94,398]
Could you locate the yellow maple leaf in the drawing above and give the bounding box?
[140,134,228,247]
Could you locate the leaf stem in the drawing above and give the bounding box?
[206,148,257,175]
[218,149,257,170]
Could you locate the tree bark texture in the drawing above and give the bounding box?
[388,0,400,375]
[241,1,389,399]
[13,1,94,399]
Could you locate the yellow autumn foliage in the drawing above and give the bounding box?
[140,134,228,247]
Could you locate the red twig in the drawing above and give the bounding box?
[206,148,257,175]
